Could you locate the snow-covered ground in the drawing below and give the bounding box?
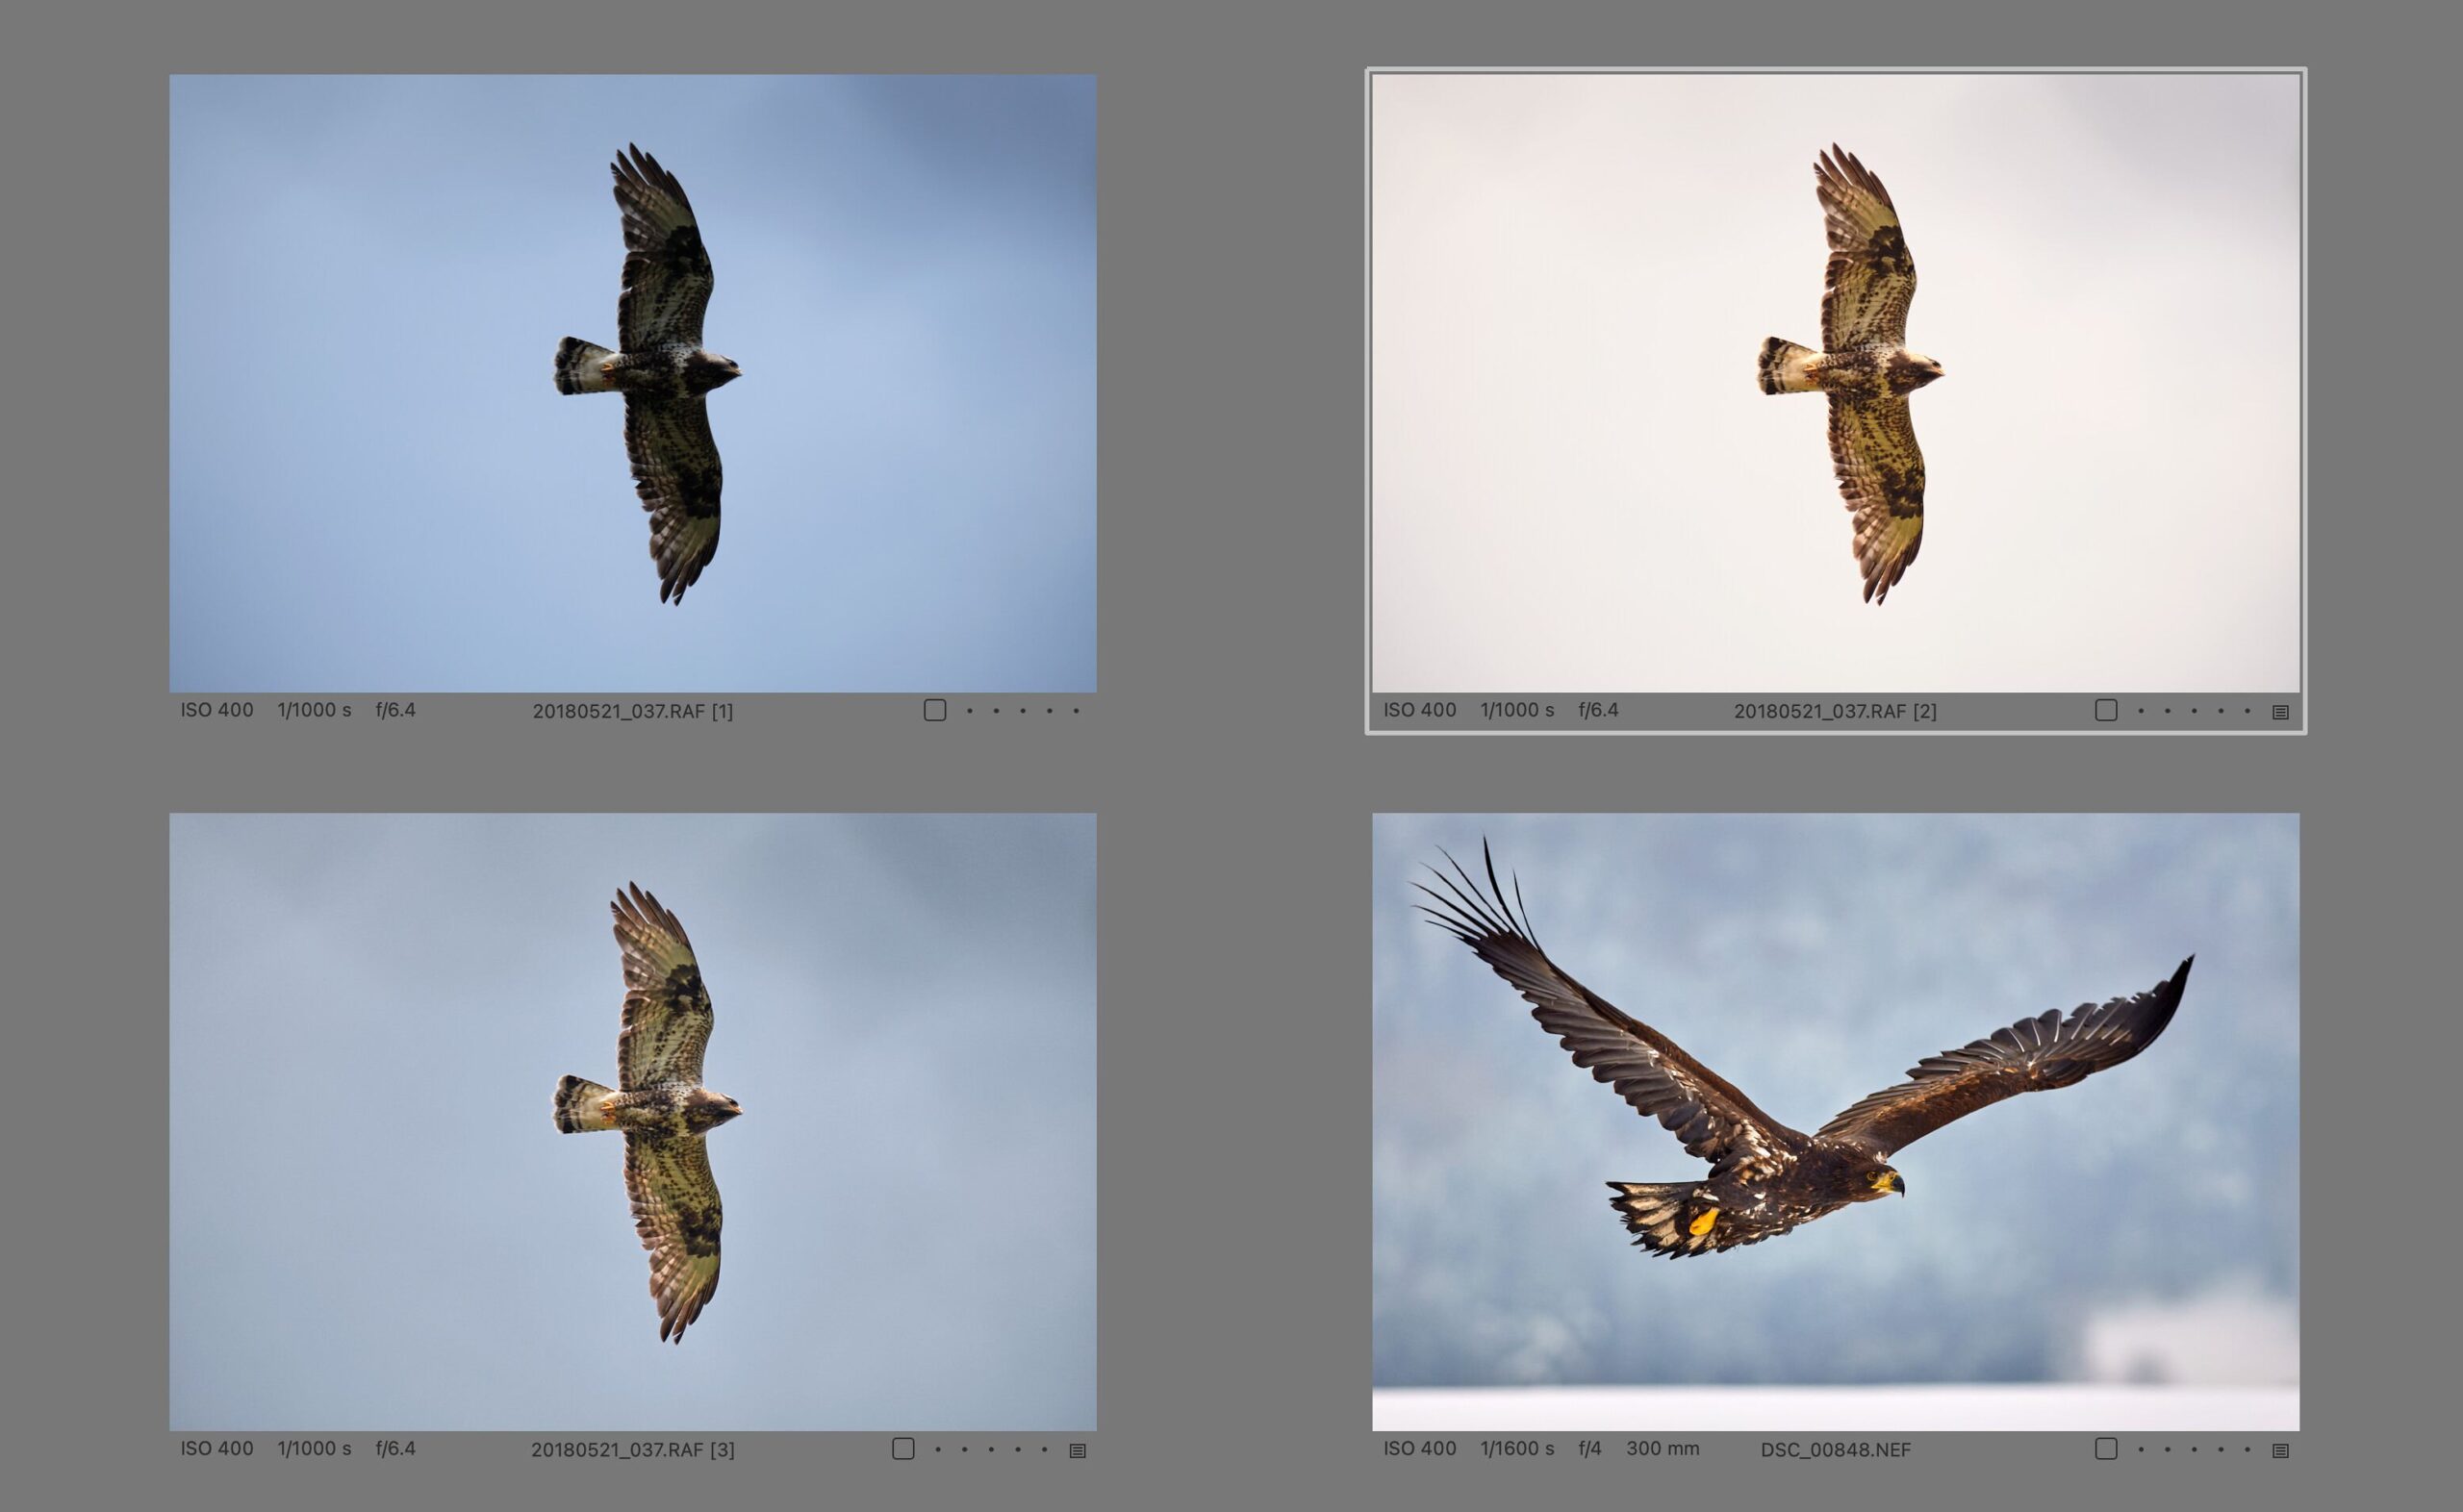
[1373,1385,2298,1432]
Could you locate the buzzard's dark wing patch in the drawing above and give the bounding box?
[622,398,723,604]
[623,1132,723,1344]
[613,883,714,1091]
[614,143,713,350]
[1827,394,1926,603]
[1816,144,1916,350]
[1818,957,2196,1157]
[1418,844,1808,1179]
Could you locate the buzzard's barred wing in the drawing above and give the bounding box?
[614,144,713,350]
[1828,396,1925,603]
[1816,144,1916,350]
[1818,957,2196,1157]
[622,398,723,604]
[1418,844,1808,1177]
[623,1132,723,1344]
[613,883,714,1091]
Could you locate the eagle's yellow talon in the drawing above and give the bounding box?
[1689,1208,1719,1237]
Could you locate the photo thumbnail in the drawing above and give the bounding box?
[1371,72,2302,732]
[1374,813,2297,1430]
[169,813,1097,1430]
[171,76,1097,693]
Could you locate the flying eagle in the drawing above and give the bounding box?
[553,146,742,603]
[1417,844,2192,1256]
[1758,146,1942,604]
[553,885,743,1341]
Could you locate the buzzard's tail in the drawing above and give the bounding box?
[555,338,617,395]
[1758,337,1821,395]
[554,1075,618,1133]
[1610,1181,1718,1258]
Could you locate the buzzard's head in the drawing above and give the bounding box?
[686,349,744,395]
[1862,1166,1907,1201]
[1888,350,1944,395]
[683,1088,746,1134]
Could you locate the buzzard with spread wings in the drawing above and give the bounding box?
[1757,146,1942,603]
[553,885,743,1340]
[1419,844,2191,1256]
[553,145,742,603]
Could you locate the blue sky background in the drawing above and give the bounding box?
[169,814,1097,1430]
[1374,814,2298,1389]
[171,76,1096,692]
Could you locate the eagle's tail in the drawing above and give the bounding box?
[555,337,617,395]
[1758,337,1821,395]
[1609,1181,1718,1257]
[554,1075,619,1133]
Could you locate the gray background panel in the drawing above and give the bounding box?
[10,0,2451,1509]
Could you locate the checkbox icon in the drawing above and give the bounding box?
[2095,699,2119,722]
[2095,1438,2119,1460]
[924,699,948,721]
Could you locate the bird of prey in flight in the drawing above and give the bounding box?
[1758,146,1942,603]
[554,885,743,1340]
[1418,844,2193,1256]
[554,146,742,603]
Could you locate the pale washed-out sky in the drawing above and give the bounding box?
[1373,73,2300,692]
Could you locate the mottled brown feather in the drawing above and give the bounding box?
[613,144,714,351]
[613,882,713,1091]
[1817,957,2196,1157]
[1417,844,1809,1180]
[1827,395,1927,603]
[1816,144,1916,351]
[621,398,724,604]
[623,1132,724,1344]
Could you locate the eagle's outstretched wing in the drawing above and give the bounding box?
[622,398,723,604]
[614,143,713,350]
[1817,957,2196,1157]
[623,1131,723,1344]
[1828,395,1926,603]
[1418,844,1810,1179]
[613,883,714,1090]
[1816,144,1916,350]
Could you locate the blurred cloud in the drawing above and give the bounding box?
[2072,1278,2299,1386]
